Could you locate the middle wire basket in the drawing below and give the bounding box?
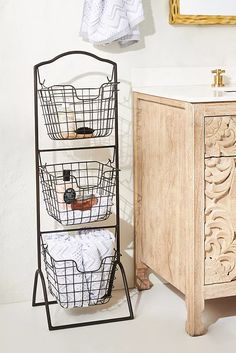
[39,160,116,226]
[38,82,118,140]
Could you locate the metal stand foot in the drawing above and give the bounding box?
[32,262,134,331]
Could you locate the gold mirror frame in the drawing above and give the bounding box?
[170,0,236,25]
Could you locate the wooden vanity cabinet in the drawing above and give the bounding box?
[133,92,236,336]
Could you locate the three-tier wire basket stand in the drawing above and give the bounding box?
[32,51,134,330]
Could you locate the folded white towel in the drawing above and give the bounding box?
[80,0,144,47]
[43,234,83,269]
[43,229,115,308]
[44,234,88,307]
[76,230,115,303]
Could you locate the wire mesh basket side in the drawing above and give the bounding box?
[38,82,118,140]
[42,243,117,308]
[39,161,116,225]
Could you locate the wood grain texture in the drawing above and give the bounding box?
[204,281,236,300]
[205,156,236,284]
[134,93,192,294]
[133,93,236,336]
[204,102,236,116]
[205,116,236,157]
[133,92,153,290]
[136,268,153,291]
[185,104,205,336]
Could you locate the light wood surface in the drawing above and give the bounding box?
[133,92,153,290]
[205,156,236,284]
[133,93,236,336]
[204,102,236,116]
[185,104,205,336]
[204,281,236,300]
[134,93,191,294]
[205,116,236,157]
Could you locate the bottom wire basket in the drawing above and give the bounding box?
[41,233,117,309]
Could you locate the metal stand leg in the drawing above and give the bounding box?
[117,262,134,319]
[32,269,54,330]
[32,269,39,307]
[32,269,57,308]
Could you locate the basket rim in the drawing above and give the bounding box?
[40,159,116,169]
[42,245,117,274]
[39,160,117,185]
[38,81,119,101]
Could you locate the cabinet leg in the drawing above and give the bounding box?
[185,294,206,336]
[136,267,153,291]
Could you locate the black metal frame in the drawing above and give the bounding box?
[32,51,134,330]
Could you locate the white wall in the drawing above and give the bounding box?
[1,0,236,304]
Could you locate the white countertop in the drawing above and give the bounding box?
[133,85,236,103]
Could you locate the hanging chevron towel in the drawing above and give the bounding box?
[80,0,144,47]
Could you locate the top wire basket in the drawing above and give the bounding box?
[38,81,118,140]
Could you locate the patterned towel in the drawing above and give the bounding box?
[43,230,115,308]
[80,0,144,47]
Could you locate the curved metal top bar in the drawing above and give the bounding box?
[34,50,117,70]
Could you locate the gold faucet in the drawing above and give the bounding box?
[211,69,225,87]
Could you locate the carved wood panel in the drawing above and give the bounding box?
[205,116,236,157]
[205,157,236,284]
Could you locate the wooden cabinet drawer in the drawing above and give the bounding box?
[205,116,236,157]
[205,156,236,284]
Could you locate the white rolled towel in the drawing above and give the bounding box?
[43,234,88,308]
[77,229,115,302]
[43,229,115,307]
